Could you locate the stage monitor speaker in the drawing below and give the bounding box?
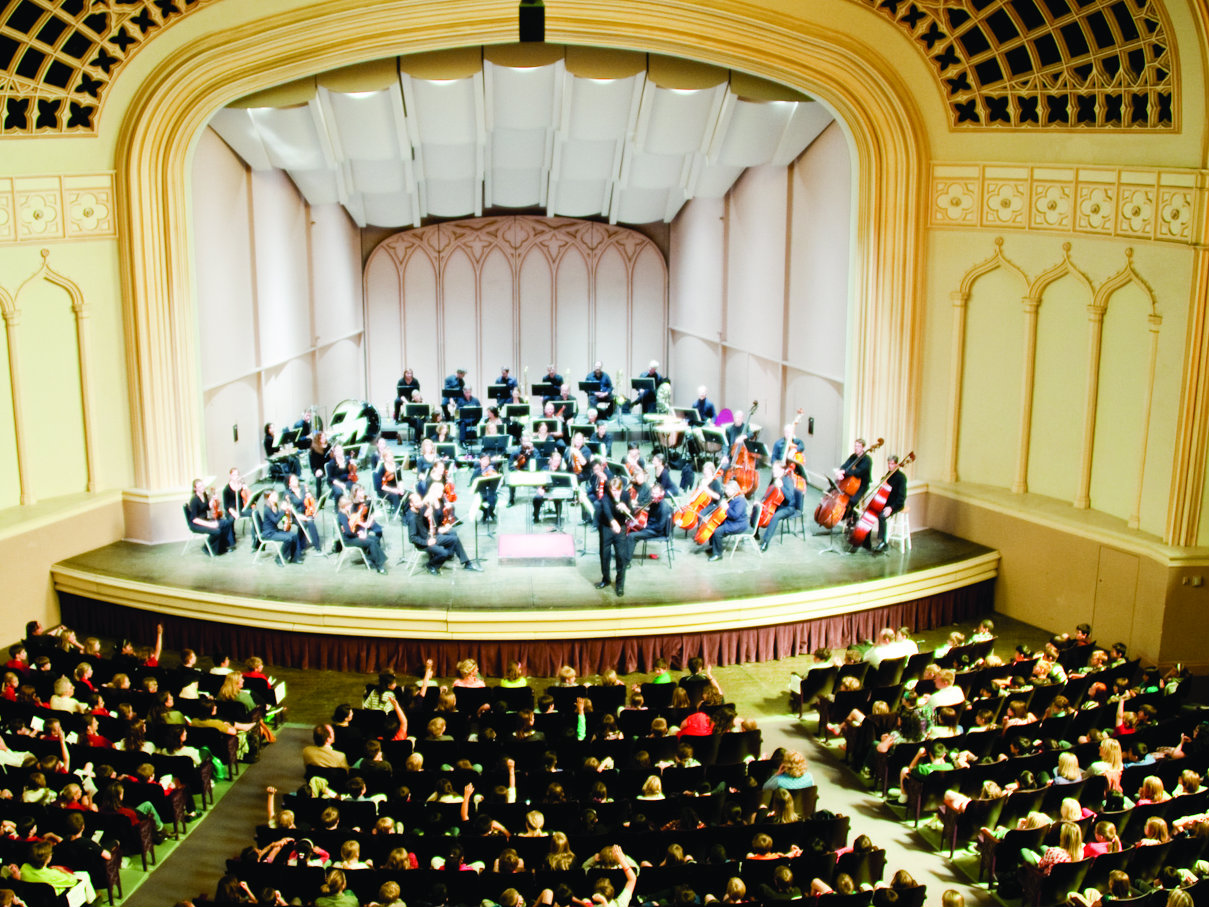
[519,0,545,42]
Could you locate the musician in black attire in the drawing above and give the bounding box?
[443,369,466,393]
[325,443,354,502]
[285,473,323,555]
[263,422,300,478]
[755,462,802,552]
[634,360,664,413]
[585,362,615,418]
[454,385,481,445]
[186,480,235,554]
[533,448,571,526]
[589,417,613,460]
[868,454,908,552]
[394,368,420,421]
[507,435,537,505]
[770,422,805,464]
[308,432,329,498]
[540,364,563,404]
[595,477,629,597]
[413,486,481,574]
[692,386,717,424]
[650,453,675,495]
[625,483,670,562]
[470,451,499,522]
[374,450,404,514]
[221,468,253,523]
[495,367,518,399]
[337,495,387,574]
[835,437,873,518]
[260,490,303,564]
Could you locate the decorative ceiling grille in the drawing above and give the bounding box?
[0,0,214,135]
[853,0,1176,128]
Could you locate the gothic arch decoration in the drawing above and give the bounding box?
[944,237,1028,482]
[364,216,668,402]
[947,239,1165,532]
[854,0,1176,128]
[11,249,98,499]
[0,0,216,136]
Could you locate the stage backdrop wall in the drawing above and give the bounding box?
[192,127,365,480]
[364,217,667,416]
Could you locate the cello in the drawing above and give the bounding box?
[847,451,914,549]
[757,476,785,528]
[813,437,883,529]
[783,409,807,493]
[673,485,713,531]
[723,401,759,497]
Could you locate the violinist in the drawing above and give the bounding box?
[416,460,446,501]
[369,436,390,470]
[865,454,907,553]
[337,496,387,575]
[540,401,568,451]
[650,453,675,496]
[482,405,506,438]
[222,468,253,522]
[834,438,873,519]
[707,480,748,562]
[325,443,354,503]
[550,384,576,421]
[756,462,802,552]
[627,467,653,512]
[585,362,615,418]
[626,484,670,562]
[285,474,322,555]
[394,367,420,421]
[416,485,482,575]
[186,479,235,554]
[349,485,384,540]
[623,442,646,479]
[507,434,537,506]
[416,437,440,479]
[260,489,303,564]
[692,386,717,424]
[532,449,570,526]
[588,414,613,460]
[374,450,404,514]
[470,451,499,522]
[594,476,629,598]
[566,431,590,480]
[308,432,329,498]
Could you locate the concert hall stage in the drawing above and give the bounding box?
[52,523,998,675]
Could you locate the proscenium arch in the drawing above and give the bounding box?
[115,0,926,499]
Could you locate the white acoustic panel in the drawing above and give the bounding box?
[248,106,330,171]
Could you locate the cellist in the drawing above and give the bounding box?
[863,454,907,553]
[755,462,803,552]
[834,438,873,519]
[707,480,748,562]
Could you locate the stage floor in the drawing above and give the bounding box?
[52,511,998,640]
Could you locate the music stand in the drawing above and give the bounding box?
[544,472,576,531]
[631,376,656,396]
[531,418,560,434]
[579,380,601,395]
[481,435,508,454]
[584,440,603,456]
[487,384,511,401]
[532,382,560,398]
[746,439,770,464]
[674,407,703,426]
[442,388,462,400]
[470,474,502,550]
[423,422,448,440]
[504,404,531,422]
[404,403,431,419]
[435,442,457,460]
[278,427,301,448]
[535,440,556,458]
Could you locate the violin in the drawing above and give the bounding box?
[723,401,759,497]
[444,480,457,503]
[348,504,369,534]
[847,452,913,548]
[304,492,317,518]
[784,409,807,493]
[279,503,293,533]
[347,458,359,485]
[207,489,220,520]
[569,446,587,475]
[814,437,884,530]
[624,488,650,533]
[239,484,251,508]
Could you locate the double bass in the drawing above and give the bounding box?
[847,452,914,549]
[723,401,759,497]
[783,409,807,493]
[813,437,884,529]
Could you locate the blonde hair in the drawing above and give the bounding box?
[1099,738,1124,772]
[1058,821,1083,862]
[782,751,809,778]
[1056,752,1081,781]
[641,775,663,797]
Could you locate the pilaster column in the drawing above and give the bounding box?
[71,300,98,493]
[1074,303,1107,510]
[944,290,968,482]
[2,309,34,506]
[1012,297,1040,494]
[1130,312,1163,529]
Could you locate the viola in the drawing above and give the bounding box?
[304,493,317,517]
[723,401,759,496]
[279,504,293,533]
[347,459,359,484]
[348,503,369,534]
[814,437,884,529]
[673,486,712,531]
[444,480,457,503]
[207,491,220,520]
[625,489,650,533]
[758,480,785,528]
[569,446,587,475]
[847,452,914,549]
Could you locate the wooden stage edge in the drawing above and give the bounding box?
[51,551,999,642]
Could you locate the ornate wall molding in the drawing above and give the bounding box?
[851,0,1177,129]
[948,238,1165,535]
[931,162,1203,245]
[0,173,116,244]
[0,0,216,136]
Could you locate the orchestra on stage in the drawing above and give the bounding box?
[187,364,911,588]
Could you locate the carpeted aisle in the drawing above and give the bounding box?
[123,725,309,907]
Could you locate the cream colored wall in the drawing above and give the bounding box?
[669,128,851,472]
[917,230,1192,538]
[192,127,363,477]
